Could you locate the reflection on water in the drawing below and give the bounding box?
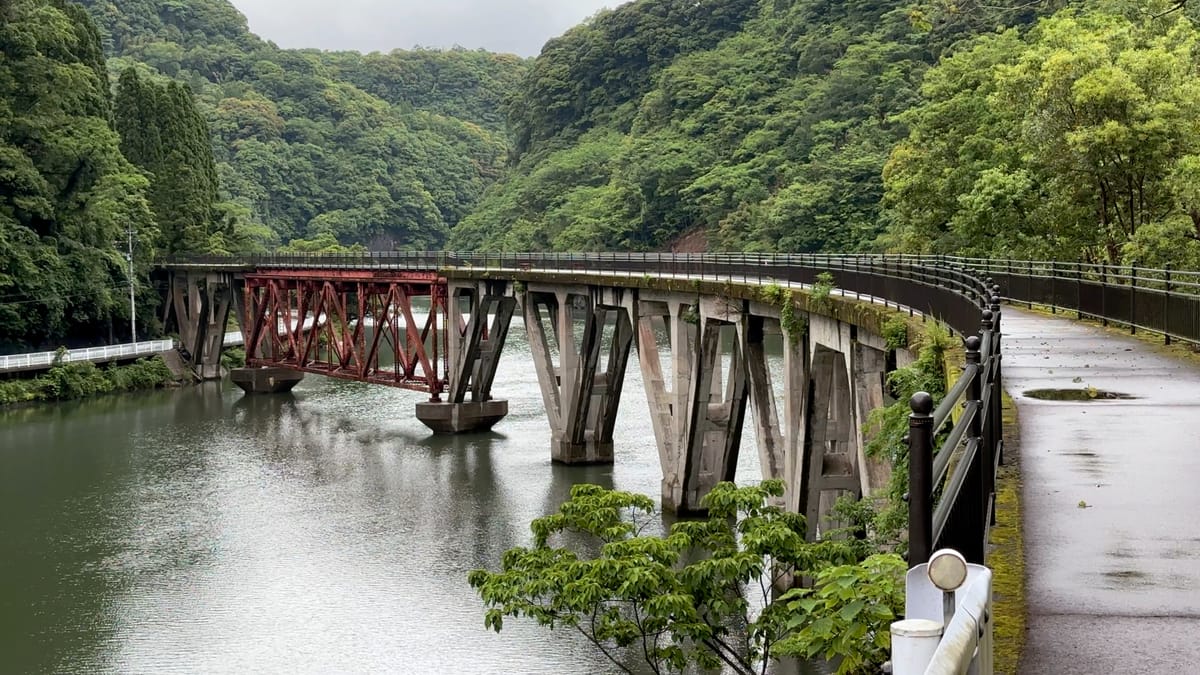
[0,324,818,674]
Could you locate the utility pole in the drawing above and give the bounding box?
[127,224,136,344]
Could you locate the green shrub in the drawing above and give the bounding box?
[107,357,175,391]
[220,346,246,371]
[881,316,908,350]
[864,322,954,536]
[43,361,114,400]
[0,355,177,407]
[811,272,836,312]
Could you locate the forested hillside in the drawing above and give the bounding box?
[0,0,524,352]
[451,0,1052,251]
[79,0,527,250]
[454,0,1200,267]
[7,0,1199,356]
[0,0,156,351]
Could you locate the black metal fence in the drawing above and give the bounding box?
[946,256,1200,346]
[906,311,1003,568]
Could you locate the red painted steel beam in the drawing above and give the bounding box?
[241,269,449,398]
[247,268,441,283]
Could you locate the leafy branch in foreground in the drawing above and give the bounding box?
[468,481,904,674]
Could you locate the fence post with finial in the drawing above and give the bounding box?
[908,391,935,568]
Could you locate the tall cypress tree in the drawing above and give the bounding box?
[0,0,155,350]
[115,68,219,255]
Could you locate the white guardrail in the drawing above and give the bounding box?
[890,549,994,675]
[0,331,244,373]
[0,339,175,372]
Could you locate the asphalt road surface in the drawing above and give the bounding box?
[1003,307,1200,673]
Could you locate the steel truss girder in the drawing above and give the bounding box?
[242,271,448,397]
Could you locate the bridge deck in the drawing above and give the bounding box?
[1005,307,1200,672]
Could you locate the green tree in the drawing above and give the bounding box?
[469,481,905,675]
[0,0,156,350]
[883,3,1200,264]
[452,0,1051,253]
[115,67,222,255]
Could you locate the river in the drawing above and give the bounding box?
[0,320,793,674]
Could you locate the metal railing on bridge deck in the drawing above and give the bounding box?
[0,339,175,373]
[942,256,1200,346]
[166,252,995,338]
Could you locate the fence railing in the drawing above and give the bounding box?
[0,339,175,373]
[906,306,1003,567]
[165,252,994,337]
[942,256,1200,345]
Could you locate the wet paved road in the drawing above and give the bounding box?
[1003,308,1200,673]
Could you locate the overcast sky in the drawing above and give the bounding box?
[231,0,618,57]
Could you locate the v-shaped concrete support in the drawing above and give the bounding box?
[639,296,749,514]
[524,289,634,463]
[168,271,233,380]
[417,280,514,433]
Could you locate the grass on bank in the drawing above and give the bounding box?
[0,355,178,406]
[990,391,1026,674]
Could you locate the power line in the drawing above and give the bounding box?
[0,283,135,307]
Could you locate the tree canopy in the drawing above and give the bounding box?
[882,1,1200,266]
[0,0,156,351]
[469,481,905,675]
[451,0,1061,253]
[78,0,528,250]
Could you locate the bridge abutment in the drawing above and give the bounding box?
[168,271,235,380]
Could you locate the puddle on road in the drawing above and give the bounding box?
[1023,388,1137,401]
[1100,570,1152,590]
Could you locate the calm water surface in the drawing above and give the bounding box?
[0,324,783,674]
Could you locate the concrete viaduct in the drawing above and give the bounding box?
[157,251,1200,673]
[160,253,994,521]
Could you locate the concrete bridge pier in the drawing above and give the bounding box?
[167,271,234,380]
[639,295,749,514]
[852,332,893,499]
[796,314,873,537]
[416,281,515,433]
[524,286,635,463]
[739,311,806,507]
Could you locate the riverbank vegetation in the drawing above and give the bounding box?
[0,356,178,406]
